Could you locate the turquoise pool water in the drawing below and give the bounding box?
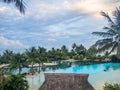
[46,63,120,74]
[27,63,120,90]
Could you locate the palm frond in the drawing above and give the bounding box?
[3,0,26,14]
[114,7,120,28]
[109,42,118,54]
[92,32,114,37]
[101,11,114,24]
[103,26,117,35]
[93,38,113,47]
[97,41,115,53]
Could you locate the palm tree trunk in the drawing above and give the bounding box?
[117,44,120,59]
[32,64,34,75]
[39,63,40,73]
[19,68,20,75]
[19,67,22,75]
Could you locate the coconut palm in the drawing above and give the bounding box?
[10,53,28,75]
[25,47,37,75]
[36,47,46,73]
[75,44,86,56]
[92,7,120,57]
[3,0,26,14]
[2,50,14,64]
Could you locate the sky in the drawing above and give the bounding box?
[0,0,120,53]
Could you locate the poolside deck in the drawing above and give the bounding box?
[39,73,94,90]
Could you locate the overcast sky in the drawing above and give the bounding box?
[0,0,120,53]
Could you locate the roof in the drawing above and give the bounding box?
[39,73,94,90]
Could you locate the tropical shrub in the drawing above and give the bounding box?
[111,55,120,62]
[0,75,29,90]
[103,83,120,90]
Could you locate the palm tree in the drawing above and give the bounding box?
[10,53,28,75]
[25,47,37,75]
[75,44,86,56]
[36,47,46,73]
[3,0,26,14]
[2,50,14,64]
[71,43,77,56]
[92,7,120,57]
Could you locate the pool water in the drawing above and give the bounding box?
[27,63,120,90]
[46,63,120,74]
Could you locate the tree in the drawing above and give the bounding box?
[92,7,120,58]
[103,83,120,90]
[87,46,97,59]
[36,47,46,73]
[75,44,86,56]
[2,0,26,14]
[71,43,77,56]
[2,50,14,64]
[0,54,2,64]
[10,53,28,75]
[25,47,37,75]
[0,74,29,90]
[72,43,77,50]
[61,45,69,59]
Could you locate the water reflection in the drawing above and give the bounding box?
[89,69,120,90]
[2,62,120,90]
[26,73,45,90]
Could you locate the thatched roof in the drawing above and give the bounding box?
[39,73,94,90]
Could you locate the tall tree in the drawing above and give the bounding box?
[75,44,86,56]
[25,47,37,75]
[10,53,28,74]
[61,45,69,59]
[2,50,14,64]
[87,46,97,59]
[92,7,120,58]
[71,43,77,56]
[36,47,46,73]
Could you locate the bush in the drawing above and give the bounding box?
[0,74,29,90]
[72,56,78,60]
[103,83,120,90]
[72,55,84,60]
[78,55,84,60]
[111,55,120,62]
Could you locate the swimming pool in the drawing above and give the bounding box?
[46,62,120,74]
[27,62,120,90]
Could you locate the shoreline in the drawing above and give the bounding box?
[26,72,44,78]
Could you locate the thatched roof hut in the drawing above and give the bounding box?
[39,73,94,90]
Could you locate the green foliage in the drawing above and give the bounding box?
[0,75,29,90]
[86,46,97,60]
[10,53,28,74]
[0,43,115,75]
[72,56,78,60]
[111,55,120,62]
[103,83,120,90]
[2,50,14,64]
[92,7,120,55]
[72,55,84,60]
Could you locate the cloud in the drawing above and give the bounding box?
[45,21,84,42]
[0,36,28,49]
[24,0,120,20]
[0,6,9,12]
[0,0,119,51]
[1,0,119,19]
[70,0,120,18]
[48,38,56,42]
